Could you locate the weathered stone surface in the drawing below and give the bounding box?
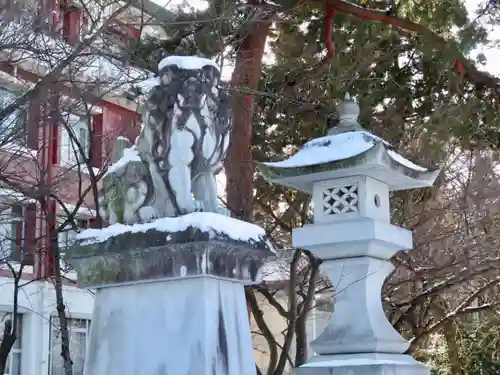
[82,276,256,375]
[68,225,274,288]
[99,55,232,225]
[310,257,409,356]
[74,55,269,375]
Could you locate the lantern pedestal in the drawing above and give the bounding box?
[310,257,409,355]
[293,226,429,375]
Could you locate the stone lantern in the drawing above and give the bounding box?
[257,94,440,375]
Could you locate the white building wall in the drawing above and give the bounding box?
[0,276,94,375]
[1,274,333,375]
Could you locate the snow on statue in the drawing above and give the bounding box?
[99,55,231,224]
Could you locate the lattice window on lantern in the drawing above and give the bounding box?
[322,185,359,215]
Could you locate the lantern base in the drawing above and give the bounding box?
[294,353,429,375]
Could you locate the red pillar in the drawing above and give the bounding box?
[23,203,37,266]
[33,92,59,279]
[91,113,103,169]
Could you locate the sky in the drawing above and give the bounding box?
[153,0,500,79]
[465,0,500,77]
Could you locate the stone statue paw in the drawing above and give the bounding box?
[193,200,204,212]
[179,200,204,215]
[138,206,159,223]
[217,206,230,217]
[109,211,118,225]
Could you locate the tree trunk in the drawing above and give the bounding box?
[294,313,308,367]
[53,244,73,375]
[0,327,15,375]
[225,12,271,220]
[443,320,464,375]
[295,256,320,367]
[0,265,22,375]
[43,199,73,375]
[225,13,271,342]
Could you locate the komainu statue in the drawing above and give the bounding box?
[99,56,231,224]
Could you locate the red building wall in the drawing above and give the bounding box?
[101,102,141,163]
[1,0,144,278]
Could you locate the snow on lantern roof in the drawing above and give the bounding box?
[257,93,440,193]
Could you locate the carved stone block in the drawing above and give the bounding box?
[69,214,275,288]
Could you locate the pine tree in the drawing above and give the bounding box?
[133,2,500,373]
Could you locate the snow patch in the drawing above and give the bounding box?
[1,142,38,158]
[158,55,218,72]
[263,130,428,172]
[1,21,152,95]
[387,150,428,172]
[303,359,411,367]
[59,202,96,219]
[104,147,142,177]
[77,212,267,244]
[116,136,131,143]
[264,131,378,168]
[0,263,34,275]
[134,76,160,94]
[0,187,36,203]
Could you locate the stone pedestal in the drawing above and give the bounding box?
[68,216,275,375]
[85,277,254,375]
[292,219,430,375]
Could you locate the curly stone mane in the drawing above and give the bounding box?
[99,57,232,224]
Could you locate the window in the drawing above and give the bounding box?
[58,3,86,43]
[69,122,89,163]
[0,204,25,262]
[61,118,91,166]
[0,88,27,145]
[58,218,88,249]
[0,313,23,375]
[10,205,24,259]
[49,317,91,375]
[58,8,65,35]
[73,123,90,163]
[78,127,89,160]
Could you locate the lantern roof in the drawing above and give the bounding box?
[257,94,440,194]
